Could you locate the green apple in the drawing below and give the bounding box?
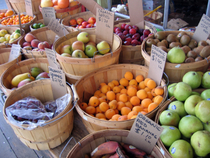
[197,71,204,78]
[13,33,21,39]
[201,71,210,88]
[182,71,202,89]
[201,89,210,100]
[204,122,210,132]
[195,100,210,123]
[30,67,44,78]
[61,44,72,55]
[184,95,203,115]
[72,41,85,51]
[190,91,200,96]
[85,44,97,57]
[4,34,10,41]
[173,82,192,101]
[72,49,86,58]
[169,139,193,158]
[96,41,110,54]
[61,53,71,57]
[0,37,6,43]
[178,115,203,138]
[160,125,181,147]
[191,130,210,157]
[168,100,187,117]
[159,110,180,126]
[77,32,90,43]
[0,29,8,37]
[168,83,177,98]
[167,47,186,63]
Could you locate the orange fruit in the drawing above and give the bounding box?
[141,98,153,108]
[130,96,140,106]
[96,106,102,113]
[108,82,115,90]
[111,114,121,121]
[100,85,111,94]
[94,90,101,97]
[127,86,137,97]
[106,91,116,101]
[153,95,164,105]
[135,74,144,83]
[109,100,118,109]
[89,96,100,107]
[132,105,144,113]
[148,102,158,112]
[99,82,107,89]
[125,101,133,109]
[85,106,96,114]
[95,113,106,119]
[118,115,128,121]
[124,71,133,80]
[127,111,138,119]
[118,85,125,89]
[112,86,121,93]
[117,101,126,111]
[129,79,138,86]
[120,88,127,94]
[111,80,119,86]
[137,89,148,100]
[5,10,14,17]
[105,109,116,119]
[79,102,88,111]
[99,102,109,112]
[144,78,151,86]
[144,87,151,92]
[119,93,128,102]
[131,115,137,119]
[139,81,146,89]
[98,96,108,104]
[115,93,121,101]
[141,111,147,115]
[155,86,164,96]
[151,88,157,97]
[114,109,119,114]
[119,78,129,87]
[147,79,157,89]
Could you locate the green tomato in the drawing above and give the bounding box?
[40,24,45,28]
[33,23,39,29]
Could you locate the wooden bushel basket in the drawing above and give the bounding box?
[3,79,74,150]
[141,31,210,83]
[75,64,168,133]
[54,29,122,84]
[0,58,49,96]
[18,27,57,59]
[66,129,165,158]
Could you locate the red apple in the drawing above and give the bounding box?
[24,33,36,42]
[123,30,129,35]
[121,23,127,30]
[140,35,146,42]
[117,32,125,41]
[129,28,136,35]
[78,25,85,29]
[82,21,89,28]
[125,37,132,43]
[43,41,50,48]
[131,39,139,46]
[132,33,140,40]
[69,19,77,26]
[86,41,96,47]
[38,42,45,49]
[77,18,84,25]
[125,24,132,30]
[123,40,131,45]
[22,41,31,47]
[86,23,94,28]
[71,41,85,51]
[31,39,40,48]
[88,17,96,24]
[132,25,139,31]
[114,27,122,33]
[143,29,151,36]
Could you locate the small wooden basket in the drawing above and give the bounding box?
[143,10,163,24]
[0,58,49,96]
[18,27,57,59]
[54,29,122,84]
[141,31,210,83]
[67,129,165,158]
[3,79,74,150]
[75,64,168,133]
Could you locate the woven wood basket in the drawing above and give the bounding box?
[18,27,57,59]
[3,79,74,150]
[61,11,95,32]
[54,29,122,84]
[141,31,210,83]
[143,10,163,24]
[0,58,49,96]
[114,19,156,65]
[75,64,168,133]
[0,9,15,21]
[67,129,165,158]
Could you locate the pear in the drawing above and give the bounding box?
[30,67,44,78]
[173,82,192,101]
[195,100,210,123]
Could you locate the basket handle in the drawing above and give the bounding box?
[59,136,77,158]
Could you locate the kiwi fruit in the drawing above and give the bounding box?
[169,42,182,48]
[195,56,204,62]
[155,31,166,40]
[154,39,160,44]
[185,57,195,63]
[156,41,166,47]
[180,34,191,45]
[198,40,208,46]
[199,45,210,58]
[187,50,197,58]
[181,45,191,55]
[176,32,187,40]
[166,34,177,43]
[158,46,168,52]
[146,38,156,47]
[188,39,198,49]
[193,45,204,56]
[161,39,168,47]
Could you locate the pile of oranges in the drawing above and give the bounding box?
[79,71,165,121]
[0,14,34,25]
[0,10,14,20]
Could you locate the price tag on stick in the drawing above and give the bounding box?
[126,112,164,154]
[8,44,21,62]
[49,66,67,99]
[48,18,69,37]
[148,45,167,86]
[41,7,56,26]
[45,48,60,69]
[25,0,34,17]
[193,14,210,42]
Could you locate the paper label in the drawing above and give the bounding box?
[49,66,67,99]
[41,7,56,26]
[25,0,34,17]
[76,0,103,15]
[96,8,114,45]
[5,0,13,10]
[193,14,210,42]
[145,21,157,34]
[48,18,69,37]
[126,112,163,154]
[128,0,144,29]
[8,44,21,62]
[45,48,60,69]
[148,45,167,86]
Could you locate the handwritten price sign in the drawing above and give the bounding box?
[48,18,69,37]
[45,48,60,69]
[8,44,21,62]
[41,7,56,26]
[25,0,33,17]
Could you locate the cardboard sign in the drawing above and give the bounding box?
[128,0,144,29]
[45,48,60,69]
[49,66,67,99]
[5,0,13,10]
[167,18,188,30]
[48,18,69,37]
[25,0,34,17]
[148,45,167,86]
[193,14,210,42]
[145,21,157,34]
[96,8,114,45]
[8,44,21,62]
[76,0,103,15]
[126,112,163,154]
[41,7,56,26]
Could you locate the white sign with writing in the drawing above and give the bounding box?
[8,44,21,62]
[49,66,67,99]
[41,7,56,26]
[148,45,167,86]
[25,0,33,17]
[48,18,69,37]
[193,14,210,42]
[45,48,60,69]
[145,21,157,34]
[126,112,163,154]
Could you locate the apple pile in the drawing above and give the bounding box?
[21,33,52,51]
[114,23,152,46]
[60,31,111,58]
[69,17,96,29]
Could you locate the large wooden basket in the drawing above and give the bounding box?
[67,129,165,158]
[141,31,210,83]
[0,58,49,96]
[3,79,74,150]
[54,29,122,84]
[75,64,168,133]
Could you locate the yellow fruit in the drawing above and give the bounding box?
[11,72,34,87]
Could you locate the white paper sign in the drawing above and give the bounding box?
[48,18,69,37]
[41,7,56,26]
[8,44,21,62]
[45,48,60,69]
[25,0,34,17]
[148,45,167,86]
[193,14,210,42]
[49,66,67,99]
[126,112,163,154]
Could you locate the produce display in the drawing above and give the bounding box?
[0,10,14,20]
[41,0,79,10]
[69,16,96,29]
[85,141,154,158]
[79,71,165,121]
[144,31,210,63]
[0,28,21,43]
[0,14,34,25]
[31,22,45,29]
[60,31,111,58]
